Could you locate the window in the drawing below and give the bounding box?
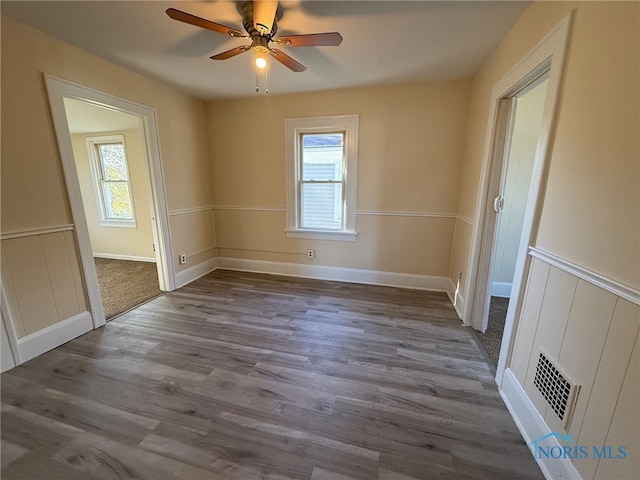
[285,115,358,241]
[86,135,136,227]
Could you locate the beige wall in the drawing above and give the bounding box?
[1,15,214,338]
[451,1,639,295]
[71,129,155,260]
[207,81,470,276]
[451,2,638,479]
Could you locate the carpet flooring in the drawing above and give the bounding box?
[94,258,162,319]
[476,296,509,367]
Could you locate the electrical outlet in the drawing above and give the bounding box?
[306,249,315,259]
[179,253,187,265]
[457,271,463,281]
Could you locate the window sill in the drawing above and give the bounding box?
[99,220,137,228]
[285,229,357,242]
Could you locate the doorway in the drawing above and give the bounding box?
[63,98,163,319]
[463,14,571,386]
[476,75,549,366]
[46,75,175,329]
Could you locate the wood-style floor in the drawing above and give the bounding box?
[1,270,543,480]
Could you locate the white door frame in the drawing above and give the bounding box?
[463,14,572,386]
[473,71,551,334]
[45,74,175,329]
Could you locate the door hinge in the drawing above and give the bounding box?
[153,243,156,252]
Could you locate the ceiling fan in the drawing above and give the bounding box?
[166,1,343,73]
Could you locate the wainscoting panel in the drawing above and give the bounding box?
[595,340,638,480]
[506,252,639,479]
[1,230,88,338]
[213,207,455,278]
[168,206,217,284]
[2,235,60,336]
[40,230,83,321]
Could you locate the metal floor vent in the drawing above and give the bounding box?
[533,350,580,429]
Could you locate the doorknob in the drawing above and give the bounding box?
[493,195,504,213]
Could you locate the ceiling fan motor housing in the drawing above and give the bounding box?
[166,2,340,73]
[242,1,278,40]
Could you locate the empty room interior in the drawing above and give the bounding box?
[0,1,638,479]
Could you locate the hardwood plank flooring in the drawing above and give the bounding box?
[1,270,543,479]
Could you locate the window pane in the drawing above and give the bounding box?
[301,133,343,181]
[301,182,343,230]
[98,143,128,181]
[103,182,133,220]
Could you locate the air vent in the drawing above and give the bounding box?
[533,350,580,429]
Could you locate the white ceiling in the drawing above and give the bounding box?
[64,97,142,135]
[2,1,529,100]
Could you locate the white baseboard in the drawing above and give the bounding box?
[16,311,93,365]
[217,257,451,292]
[1,318,16,373]
[93,253,156,263]
[491,281,512,298]
[500,369,582,480]
[446,278,465,322]
[175,257,219,289]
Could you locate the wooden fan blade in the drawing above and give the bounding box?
[274,32,343,47]
[166,8,246,38]
[269,49,307,72]
[253,1,278,35]
[210,46,251,60]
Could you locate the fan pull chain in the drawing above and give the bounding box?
[265,62,269,95]
[255,61,269,95]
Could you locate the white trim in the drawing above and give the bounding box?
[284,229,357,242]
[285,115,359,240]
[356,210,456,219]
[208,207,457,219]
[500,369,583,480]
[1,224,75,240]
[174,257,219,289]
[44,75,175,329]
[85,134,137,226]
[445,278,465,320]
[217,257,451,292]
[210,205,286,213]
[98,220,137,228]
[169,205,217,216]
[456,215,474,225]
[529,247,640,306]
[1,311,17,372]
[0,288,22,365]
[491,281,512,298]
[16,311,93,365]
[93,253,157,263]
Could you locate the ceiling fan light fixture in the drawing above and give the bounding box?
[166,1,342,80]
[255,53,267,69]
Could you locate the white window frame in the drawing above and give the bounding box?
[86,134,137,228]
[285,115,358,241]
